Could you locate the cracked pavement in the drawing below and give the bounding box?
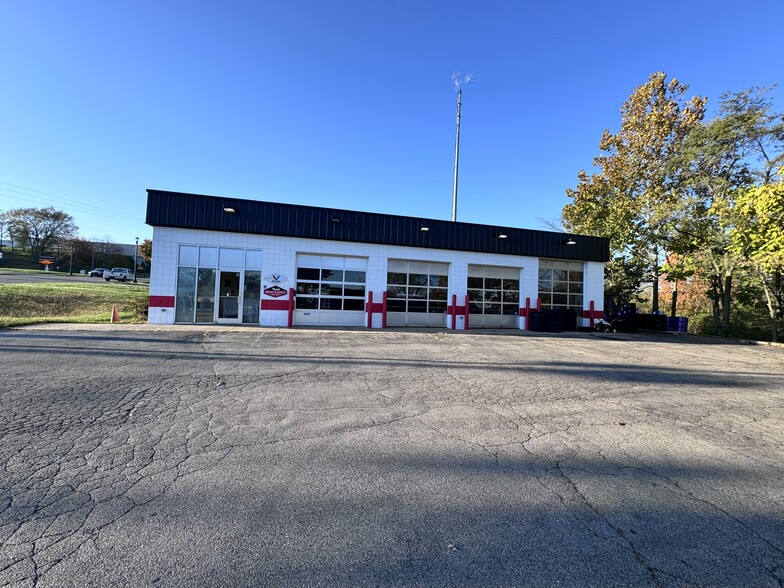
[1,326,783,587]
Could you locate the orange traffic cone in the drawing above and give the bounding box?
[110,304,120,323]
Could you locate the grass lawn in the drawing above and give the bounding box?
[0,282,149,328]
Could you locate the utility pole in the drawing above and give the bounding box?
[451,72,472,222]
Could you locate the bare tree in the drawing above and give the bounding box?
[7,207,77,257]
[94,236,122,267]
[0,210,6,252]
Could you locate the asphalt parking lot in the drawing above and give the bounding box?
[1,326,783,587]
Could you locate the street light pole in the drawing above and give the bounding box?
[133,237,139,283]
[451,86,462,223]
[450,72,472,223]
[68,246,73,276]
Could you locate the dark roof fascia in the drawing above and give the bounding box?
[146,189,610,263]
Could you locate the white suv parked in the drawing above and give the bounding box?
[103,268,134,282]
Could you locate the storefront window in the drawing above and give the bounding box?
[175,267,197,322]
[195,268,216,322]
[242,271,261,323]
[175,247,262,323]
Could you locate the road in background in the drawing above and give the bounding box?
[0,270,149,285]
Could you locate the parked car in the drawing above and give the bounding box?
[88,267,109,277]
[103,268,134,282]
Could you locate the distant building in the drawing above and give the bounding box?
[145,189,608,329]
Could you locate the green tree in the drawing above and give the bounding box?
[730,181,784,341]
[139,238,152,263]
[720,87,784,185]
[7,207,77,257]
[563,72,706,311]
[671,87,784,335]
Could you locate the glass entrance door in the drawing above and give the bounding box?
[217,271,241,323]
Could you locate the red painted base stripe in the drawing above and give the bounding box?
[367,302,384,313]
[582,310,604,319]
[261,299,290,311]
[149,295,175,308]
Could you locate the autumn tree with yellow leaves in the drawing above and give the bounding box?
[563,72,706,312]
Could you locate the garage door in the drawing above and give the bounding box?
[467,265,520,328]
[386,260,449,327]
[294,254,367,326]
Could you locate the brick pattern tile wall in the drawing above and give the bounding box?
[148,227,604,328]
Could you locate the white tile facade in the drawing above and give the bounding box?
[148,226,605,329]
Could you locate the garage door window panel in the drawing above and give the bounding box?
[430,275,448,287]
[539,260,585,312]
[320,298,342,310]
[429,301,447,313]
[297,282,320,295]
[466,265,521,328]
[387,299,406,312]
[296,297,318,309]
[294,255,368,324]
[430,288,448,300]
[386,260,450,326]
[321,284,343,296]
[484,290,501,303]
[322,269,343,282]
[345,270,366,283]
[344,285,364,297]
[297,268,320,280]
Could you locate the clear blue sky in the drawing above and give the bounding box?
[1,0,782,245]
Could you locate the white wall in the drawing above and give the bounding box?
[148,227,604,328]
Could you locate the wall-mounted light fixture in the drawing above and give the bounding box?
[223,206,236,213]
[330,216,341,224]
[563,237,576,246]
[419,224,430,232]
[497,232,508,239]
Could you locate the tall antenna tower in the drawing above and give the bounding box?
[451,72,472,222]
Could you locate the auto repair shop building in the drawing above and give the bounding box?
[145,189,609,329]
